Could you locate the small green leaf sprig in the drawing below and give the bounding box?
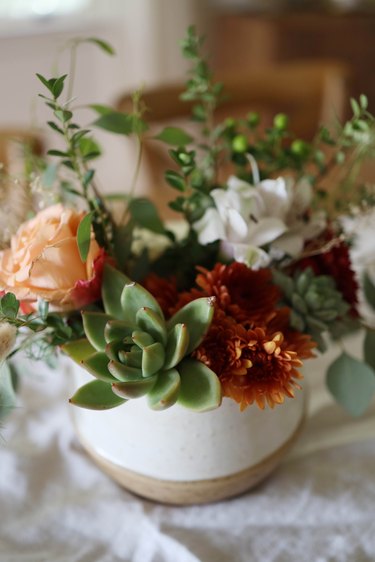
[65,265,221,412]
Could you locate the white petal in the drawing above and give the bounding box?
[258,177,290,219]
[272,233,304,257]
[232,243,271,269]
[226,208,248,242]
[248,217,287,247]
[193,208,226,245]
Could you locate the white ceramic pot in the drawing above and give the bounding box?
[70,364,306,505]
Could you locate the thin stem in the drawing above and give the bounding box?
[119,135,143,224]
[66,41,78,106]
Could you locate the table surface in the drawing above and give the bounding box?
[1,332,375,562]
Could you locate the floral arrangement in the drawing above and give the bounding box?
[1,28,375,418]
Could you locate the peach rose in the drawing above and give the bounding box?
[0,204,103,309]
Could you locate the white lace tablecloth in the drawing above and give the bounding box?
[1,332,375,562]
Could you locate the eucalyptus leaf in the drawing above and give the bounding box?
[84,37,115,56]
[69,380,125,410]
[364,328,375,371]
[326,352,375,417]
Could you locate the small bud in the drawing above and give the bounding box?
[231,134,248,153]
[273,113,288,131]
[291,139,309,157]
[0,322,17,362]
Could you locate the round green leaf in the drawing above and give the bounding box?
[326,352,375,417]
[177,358,221,412]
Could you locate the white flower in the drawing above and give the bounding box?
[193,174,326,268]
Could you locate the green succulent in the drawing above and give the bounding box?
[63,265,221,412]
[273,267,350,352]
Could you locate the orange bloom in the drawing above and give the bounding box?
[195,308,315,410]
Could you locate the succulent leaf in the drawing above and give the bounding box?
[132,330,155,349]
[147,368,181,410]
[177,358,222,412]
[112,375,158,399]
[168,297,215,354]
[82,312,113,351]
[102,264,131,319]
[120,282,163,325]
[82,352,117,383]
[164,323,189,370]
[142,342,165,377]
[118,348,143,368]
[70,379,126,410]
[105,340,127,361]
[62,338,96,364]
[108,360,143,381]
[104,320,132,343]
[135,306,167,345]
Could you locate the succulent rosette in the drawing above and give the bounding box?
[64,265,221,412]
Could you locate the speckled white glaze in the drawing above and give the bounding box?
[70,364,305,482]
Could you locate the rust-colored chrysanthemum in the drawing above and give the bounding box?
[174,262,280,324]
[194,307,315,411]
[142,273,179,318]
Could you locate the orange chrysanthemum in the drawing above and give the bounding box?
[169,262,280,323]
[142,273,179,318]
[194,307,315,410]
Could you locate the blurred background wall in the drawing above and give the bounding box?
[0,0,374,196]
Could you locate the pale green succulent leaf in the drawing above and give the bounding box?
[82,312,113,351]
[147,368,181,410]
[102,264,131,319]
[142,342,165,377]
[69,379,125,410]
[61,338,96,364]
[326,351,375,417]
[168,297,215,354]
[177,358,222,412]
[112,374,158,399]
[81,352,117,383]
[108,360,143,381]
[132,330,155,349]
[120,282,163,325]
[164,323,189,369]
[135,306,167,345]
[118,348,143,368]
[104,320,132,343]
[105,340,126,361]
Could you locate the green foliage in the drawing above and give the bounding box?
[69,379,125,410]
[68,267,219,411]
[0,293,19,320]
[0,361,18,420]
[326,352,375,417]
[77,212,93,262]
[154,127,193,146]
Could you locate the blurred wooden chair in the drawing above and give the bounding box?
[116,60,350,218]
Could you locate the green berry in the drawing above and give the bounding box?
[232,134,248,153]
[291,139,309,157]
[225,117,236,129]
[273,113,288,131]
